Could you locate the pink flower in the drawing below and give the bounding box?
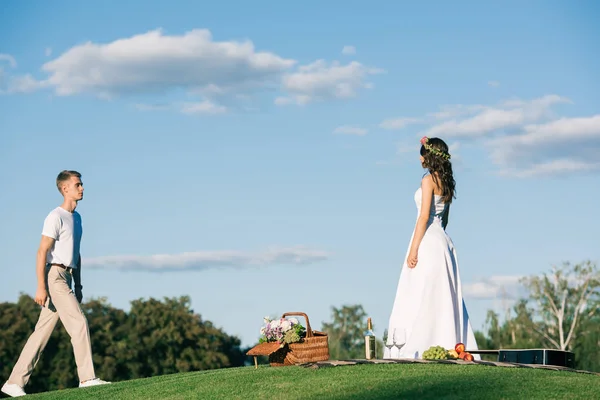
[420,136,428,145]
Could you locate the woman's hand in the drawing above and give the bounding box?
[407,249,418,268]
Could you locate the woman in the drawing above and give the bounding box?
[383,136,479,359]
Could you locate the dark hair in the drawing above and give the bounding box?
[420,138,456,203]
[56,170,81,194]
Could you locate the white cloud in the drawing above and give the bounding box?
[83,246,330,272]
[193,83,226,96]
[427,104,487,120]
[0,67,47,94]
[0,54,17,68]
[45,47,52,57]
[134,103,172,112]
[274,96,293,106]
[333,125,367,136]
[373,94,595,178]
[488,114,600,176]
[280,60,383,105]
[5,29,380,109]
[29,28,296,98]
[488,80,500,87]
[341,45,356,55]
[423,95,570,138]
[379,117,420,130]
[362,93,598,177]
[135,100,227,115]
[180,100,227,115]
[497,114,600,147]
[463,275,525,300]
[499,159,600,178]
[426,108,524,137]
[7,74,46,93]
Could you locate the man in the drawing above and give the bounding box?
[1,170,110,397]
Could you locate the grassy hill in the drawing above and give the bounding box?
[18,363,600,400]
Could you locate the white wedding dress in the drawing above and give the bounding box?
[383,184,479,360]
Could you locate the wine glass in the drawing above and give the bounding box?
[384,329,396,356]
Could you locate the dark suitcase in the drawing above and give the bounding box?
[497,349,575,368]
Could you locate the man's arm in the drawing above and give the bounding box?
[74,255,83,303]
[35,235,55,307]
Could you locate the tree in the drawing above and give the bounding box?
[570,314,600,372]
[520,260,599,351]
[124,296,246,377]
[321,304,384,359]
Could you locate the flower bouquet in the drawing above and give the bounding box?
[259,316,306,346]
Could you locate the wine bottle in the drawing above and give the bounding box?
[365,317,376,359]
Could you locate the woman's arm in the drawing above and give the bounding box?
[407,176,434,268]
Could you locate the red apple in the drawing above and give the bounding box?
[455,343,465,354]
[463,352,474,362]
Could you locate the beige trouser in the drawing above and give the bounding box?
[7,264,96,387]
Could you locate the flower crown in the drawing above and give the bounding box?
[420,136,451,160]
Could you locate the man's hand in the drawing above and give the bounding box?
[75,287,83,303]
[35,287,48,307]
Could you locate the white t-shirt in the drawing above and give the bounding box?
[42,207,83,269]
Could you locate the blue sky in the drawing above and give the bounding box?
[1,0,599,348]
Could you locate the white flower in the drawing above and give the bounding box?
[270,319,281,328]
[288,317,299,325]
[281,320,292,331]
[260,327,266,335]
[263,316,270,324]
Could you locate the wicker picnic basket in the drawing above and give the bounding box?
[269,312,329,366]
[246,312,330,367]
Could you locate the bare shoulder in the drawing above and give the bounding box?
[423,172,443,195]
[421,174,434,191]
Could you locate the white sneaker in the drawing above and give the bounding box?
[1,382,27,397]
[79,378,111,388]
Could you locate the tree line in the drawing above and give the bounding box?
[1,260,597,394]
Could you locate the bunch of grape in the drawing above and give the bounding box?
[422,345,448,360]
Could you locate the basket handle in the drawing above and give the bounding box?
[281,312,314,338]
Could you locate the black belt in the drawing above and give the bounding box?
[50,263,73,271]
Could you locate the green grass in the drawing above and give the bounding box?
[20,363,600,400]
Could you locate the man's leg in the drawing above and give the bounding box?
[47,266,96,383]
[5,300,60,388]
